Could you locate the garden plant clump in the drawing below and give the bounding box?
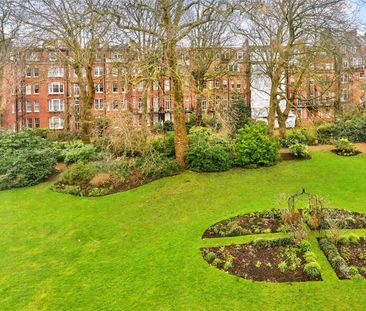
[202,237,322,282]
[52,134,181,197]
[202,209,284,238]
[334,138,358,156]
[0,129,61,190]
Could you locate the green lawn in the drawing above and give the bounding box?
[1,151,366,310]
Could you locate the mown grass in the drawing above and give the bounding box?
[1,151,366,310]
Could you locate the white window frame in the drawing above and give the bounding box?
[48,99,65,112]
[48,82,64,94]
[48,67,64,78]
[95,98,104,110]
[49,117,64,129]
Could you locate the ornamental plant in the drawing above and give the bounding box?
[234,122,280,168]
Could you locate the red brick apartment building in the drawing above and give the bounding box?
[1,33,366,132]
[0,47,250,131]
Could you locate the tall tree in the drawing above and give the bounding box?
[17,0,113,141]
[185,6,230,126]
[0,0,19,125]
[232,0,355,138]
[111,0,219,167]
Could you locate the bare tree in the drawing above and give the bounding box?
[0,0,20,125]
[185,6,231,126]
[16,0,113,141]
[232,0,355,138]
[110,0,220,167]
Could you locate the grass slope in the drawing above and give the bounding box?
[1,151,366,310]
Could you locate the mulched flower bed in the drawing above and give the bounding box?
[318,208,366,230]
[337,238,366,279]
[202,210,284,238]
[202,240,321,282]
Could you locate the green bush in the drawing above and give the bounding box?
[63,142,98,165]
[147,133,175,158]
[334,138,357,156]
[223,261,233,271]
[234,122,280,168]
[304,262,321,277]
[299,240,312,253]
[289,143,310,159]
[138,152,181,179]
[0,130,60,190]
[285,128,315,147]
[304,251,317,263]
[205,252,216,263]
[317,115,366,143]
[163,120,174,132]
[348,233,360,245]
[186,127,232,172]
[58,162,97,185]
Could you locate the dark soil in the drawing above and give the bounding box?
[202,210,284,239]
[319,208,366,230]
[54,170,154,197]
[202,243,321,283]
[337,238,366,279]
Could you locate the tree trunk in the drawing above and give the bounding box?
[167,44,188,167]
[278,114,287,139]
[195,80,204,126]
[141,82,150,138]
[80,66,96,143]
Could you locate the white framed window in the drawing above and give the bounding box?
[95,98,104,110]
[202,97,207,110]
[34,84,39,94]
[26,101,32,113]
[237,80,241,91]
[325,63,332,71]
[164,96,171,111]
[74,83,80,97]
[111,67,118,76]
[153,97,159,112]
[34,101,40,112]
[34,66,39,77]
[222,79,228,88]
[341,89,349,102]
[25,85,32,95]
[112,100,119,111]
[75,99,80,115]
[360,72,365,80]
[230,80,235,89]
[95,83,104,93]
[138,82,144,92]
[215,80,221,88]
[341,73,349,83]
[48,82,64,94]
[48,99,64,112]
[49,53,58,62]
[164,79,170,91]
[112,81,118,93]
[237,51,244,60]
[35,118,40,128]
[26,118,33,128]
[94,67,104,77]
[48,67,64,78]
[49,117,64,129]
[215,96,220,106]
[122,99,127,111]
[25,67,32,78]
[153,81,159,91]
[138,97,143,113]
[208,81,213,89]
